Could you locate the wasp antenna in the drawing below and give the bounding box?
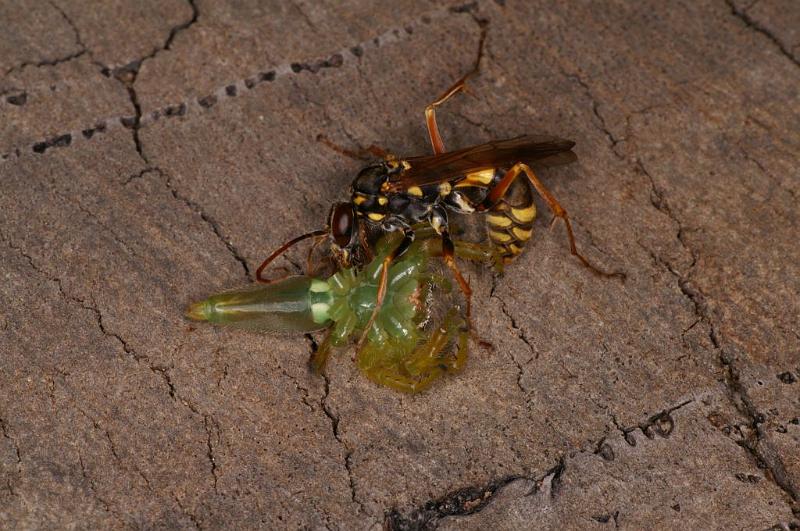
[317,134,372,162]
[256,229,328,283]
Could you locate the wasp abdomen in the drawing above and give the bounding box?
[485,178,536,263]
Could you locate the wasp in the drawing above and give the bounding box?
[256,36,619,351]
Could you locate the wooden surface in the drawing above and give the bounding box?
[1,0,798,528]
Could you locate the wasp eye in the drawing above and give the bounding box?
[330,203,355,247]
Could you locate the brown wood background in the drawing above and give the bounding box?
[1,0,798,528]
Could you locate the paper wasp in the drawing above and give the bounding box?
[256,35,619,353]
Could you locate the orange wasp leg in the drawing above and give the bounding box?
[354,230,415,360]
[440,229,495,350]
[440,230,472,325]
[424,30,486,154]
[485,163,623,279]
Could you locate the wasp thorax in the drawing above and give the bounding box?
[352,164,389,195]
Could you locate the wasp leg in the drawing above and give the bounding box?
[442,231,496,351]
[429,207,495,349]
[454,240,505,274]
[418,236,504,274]
[424,31,486,154]
[256,229,328,283]
[485,163,623,279]
[441,229,473,323]
[414,224,504,271]
[354,228,415,359]
[310,329,334,374]
[428,206,474,325]
[316,133,394,161]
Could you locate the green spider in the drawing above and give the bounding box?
[187,231,498,393]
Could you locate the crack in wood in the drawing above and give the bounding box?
[0,2,468,164]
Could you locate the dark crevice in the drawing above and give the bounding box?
[0,418,22,469]
[387,399,695,529]
[5,49,87,76]
[0,232,188,411]
[385,474,527,530]
[160,170,252,280]
[543,456,566,498]
[449,2,480,14]
[121,76,147,164]
[636,159,709,339]
[557,68,624,160]
[105,0,198,165]
[721,351,800,503]
[1,4,448,164]
[101,0,198,77]
[278,365,315,412]
[739,145,798,203]
[2,231,222,513]
[80,296,141,361]
[197,94,218,109]
[50,1,89,52]
[32,134,72,154]
[452,108,495,138]
[613,400,692,444]
[150,365,176,399]
[72,403,152,520]
[6,173,227,430]
[306,334,364,514]
[386,458,565,530]
[60,286,143,363]
[174,497,203,530]
[725,0,800,67]
[492,292,533,396]
[611,414,639,447]
[124,166,159,185]
[636,158,798,505]
[593,511,621,527]
[163,0,199,53]
[4,1,87,76]
[78,453,114,514]
[344,452,359,510]
[50,187,140,259]
[216,363,230,390]
[81,121,107,140]
[4,91,27,106]
[73,406,120,463]
[570,217,627,277]
[293,3,318,34]
[203,415,220,493]
[6,181,193,411]
[595,437,615,461]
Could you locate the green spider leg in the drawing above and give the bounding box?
[358,311,468,393]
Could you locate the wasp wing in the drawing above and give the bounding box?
[392,135,577,188]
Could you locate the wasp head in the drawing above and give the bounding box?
[328,202,360,268]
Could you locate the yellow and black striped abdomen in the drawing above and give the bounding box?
[485,178,536,263]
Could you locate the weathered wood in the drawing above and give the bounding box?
[1,0,798,527]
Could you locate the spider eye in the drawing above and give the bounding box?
[330,203,355,247]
